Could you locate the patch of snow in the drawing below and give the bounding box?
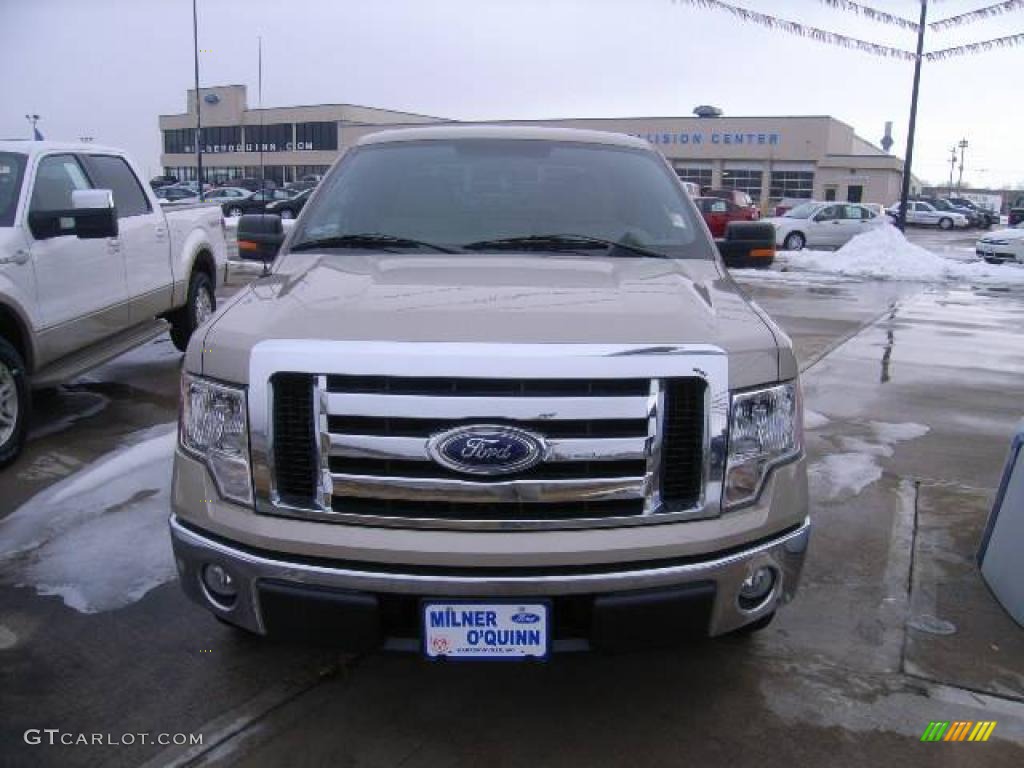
[777,224,1024,285]
[870,421,930,443]
[810,453,883,500]
[810,420,930,500]
[803,410,830,430]
[0,425,177,613]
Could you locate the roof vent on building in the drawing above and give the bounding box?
[693,105,723,118]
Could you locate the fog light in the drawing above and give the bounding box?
[201,564,238,606]
[738,566,776,610]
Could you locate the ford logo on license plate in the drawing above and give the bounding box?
[427,425,547,476]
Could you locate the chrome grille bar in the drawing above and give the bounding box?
[330,474,646,503]
[321,392,649,421]
[327,433,650,463]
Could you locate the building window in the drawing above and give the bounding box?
[721,169,763,202]
[163,129,193,155]
[243,165,288,183]
[199,126,242,153]
[295,122,338,151]
[208,166,245,184]
[244,123,292,152]
[295,165,330,179]
[770,170,814,199]
[674,167,712,188]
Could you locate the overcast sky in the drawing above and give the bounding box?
[2,0,1021,189]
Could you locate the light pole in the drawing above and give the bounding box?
[192,0,204,199]
[25,114,41,140]
[948,146,957,195]
[956,138,968,193]
[897,0,928,232]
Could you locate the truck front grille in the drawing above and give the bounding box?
[268,373,707,528]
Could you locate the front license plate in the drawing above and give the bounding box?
[422,601,550,660]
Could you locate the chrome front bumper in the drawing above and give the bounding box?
[170,515,810,643]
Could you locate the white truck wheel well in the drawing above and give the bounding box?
[0,305,32,373]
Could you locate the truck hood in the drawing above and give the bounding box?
[198,253,791,388]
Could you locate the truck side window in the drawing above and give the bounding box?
[82,155,152,217]
[30,154,92,212]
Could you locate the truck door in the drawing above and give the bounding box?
[81,154,171,324]
[27,153,128,358]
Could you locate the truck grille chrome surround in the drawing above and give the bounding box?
[249,341,729,531]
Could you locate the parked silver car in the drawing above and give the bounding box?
[887,201,968,230]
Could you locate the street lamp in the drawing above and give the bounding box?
[956,138,969,194]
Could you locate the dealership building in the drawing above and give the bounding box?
[160,85,916,206]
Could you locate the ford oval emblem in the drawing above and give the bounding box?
[427,425,547,476]
[511,611,541,625]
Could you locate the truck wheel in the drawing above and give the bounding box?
[170,271,216,352]
[938,217,953,230]
[783,232,805,251]
[0,338,30,469]
[227,206,244,218]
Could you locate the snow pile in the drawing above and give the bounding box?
[779,224,1024,284]
[0,425,177,613]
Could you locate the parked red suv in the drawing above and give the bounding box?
[695,196,759,238]
[701,188,760,220]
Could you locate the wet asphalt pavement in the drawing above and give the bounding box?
[1,232,1023,767]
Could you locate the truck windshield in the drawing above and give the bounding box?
[0,152,28,227]
[293,139,706,258]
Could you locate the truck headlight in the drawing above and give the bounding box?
[724,382,801,509]
[180,373,253,505]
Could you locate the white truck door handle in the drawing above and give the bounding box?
[154,227,167,240]
[1,249,31,266]
[108,239,122,254]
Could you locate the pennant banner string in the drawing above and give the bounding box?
[924,31,1024,59]
[930,1,1024,31]
[672,0,917,60]
[817,1,919,32]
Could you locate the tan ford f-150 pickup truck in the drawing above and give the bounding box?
[171,126,808,657]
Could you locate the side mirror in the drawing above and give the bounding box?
[716,221,776,269]
[237,214,284,263]
[28,189,118,240]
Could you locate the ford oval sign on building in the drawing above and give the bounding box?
[427,425,547,476]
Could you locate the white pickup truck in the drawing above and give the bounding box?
[0,141,227,466]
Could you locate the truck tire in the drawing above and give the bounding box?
[170,271,216,352]
[938,217,953,230]
[0,337,30,468]
[227,205,244,218]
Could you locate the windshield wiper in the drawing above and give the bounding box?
[289,233,457,254]
[462,234,668,259]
